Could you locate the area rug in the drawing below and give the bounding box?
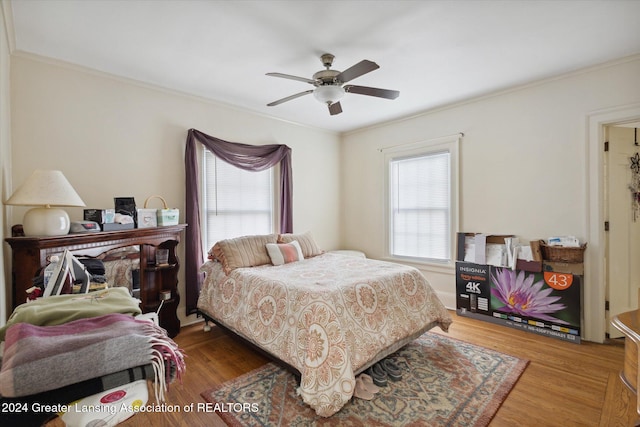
[201,333,528,426]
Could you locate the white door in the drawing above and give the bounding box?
[606,126,640,338]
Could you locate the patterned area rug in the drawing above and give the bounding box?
[201,333,528,426]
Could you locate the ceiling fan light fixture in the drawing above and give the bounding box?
[313,85,345,104]
[266,54,398,114]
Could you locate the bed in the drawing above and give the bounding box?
[197,232,452,417]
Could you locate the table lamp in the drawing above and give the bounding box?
[5,169,86,236]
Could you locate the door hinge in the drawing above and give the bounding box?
[605,300,610,311]
[604,221,609,231]
[604,141,609,152]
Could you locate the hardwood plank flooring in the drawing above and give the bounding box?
[48,311,638,426]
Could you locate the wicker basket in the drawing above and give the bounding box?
[539,240,587,263]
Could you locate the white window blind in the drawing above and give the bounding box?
[202,149,274,250]
[389,150,451,262]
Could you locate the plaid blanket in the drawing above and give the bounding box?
[0,313,185,402]
[0,288,142,341]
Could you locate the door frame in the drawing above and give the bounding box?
[587,103,640,343]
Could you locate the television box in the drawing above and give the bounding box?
[456,264,582,343]
[455,261,491,315]
[490,268,582,343]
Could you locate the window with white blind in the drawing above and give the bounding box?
[202,149,275,251]
[385,136,459,264]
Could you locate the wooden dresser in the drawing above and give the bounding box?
[611,308,640,425]
[5,224,186,337]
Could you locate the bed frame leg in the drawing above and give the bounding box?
[203,320,211,332]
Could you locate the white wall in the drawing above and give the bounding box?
[341,56,640,340]
[8,54,342,325]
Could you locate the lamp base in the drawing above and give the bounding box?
[22,207,71,236]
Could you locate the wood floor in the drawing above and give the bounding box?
[51,311,638,426]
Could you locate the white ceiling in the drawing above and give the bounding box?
[7,0,640,133]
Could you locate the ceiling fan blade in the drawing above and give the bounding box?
[267,90,314,106]
[336,60,379,83]
[266,72,318,85]
[328,102,343,115]
[344,85,400,100]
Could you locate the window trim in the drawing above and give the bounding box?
[383,135,460,268]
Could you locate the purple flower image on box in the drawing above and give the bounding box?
[491,268,569,324]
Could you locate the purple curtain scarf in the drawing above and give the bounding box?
[184,129,293,314]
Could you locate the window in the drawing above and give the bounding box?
[385,136,459,264]
[202,149,274,250]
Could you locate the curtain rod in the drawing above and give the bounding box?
[377,132,464,152]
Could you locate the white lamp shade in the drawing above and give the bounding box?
[313,85,345,104]
[5,170,85,207]
[5,170,85,236]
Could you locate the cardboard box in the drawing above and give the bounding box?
[542,261,584,276]
[515,240,543,272]
[456,232,513,266]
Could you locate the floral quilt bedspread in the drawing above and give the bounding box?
[197,253,452,417]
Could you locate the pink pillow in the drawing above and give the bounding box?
[266,241,304,266]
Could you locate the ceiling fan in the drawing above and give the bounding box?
[266,53,400,116]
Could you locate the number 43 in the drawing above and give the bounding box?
[543,272,574,290]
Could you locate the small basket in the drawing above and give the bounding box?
[143,196,179,227]
[539,240,587,263]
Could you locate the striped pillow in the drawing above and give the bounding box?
[266,241,304,266]
[278,231,323,258]
[211,234,278,274]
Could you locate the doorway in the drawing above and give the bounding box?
[586,104,640,343]
[605,125,640,338]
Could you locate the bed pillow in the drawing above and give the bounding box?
[211,234,278,274]
[266,241,304,266]
[278,231,323,258]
